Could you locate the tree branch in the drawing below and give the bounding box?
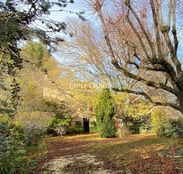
[112,61,176,95]
[113,87,182,112]
[112,87,153,101]
[162,28,182,75]
[150,0,163,60]
[125,14,151,60]
[126,2,157,59]
[172,0,179,58]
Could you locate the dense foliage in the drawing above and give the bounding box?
[0,115,45,174]
[151,109,183,138]
[158,118,183,138]
[46,100,72,135]
[95,89,116,138]
[0,39,70,173]
[66,126,84,135]
[0,0,73,115]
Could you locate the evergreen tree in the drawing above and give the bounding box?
[95,89,116,138]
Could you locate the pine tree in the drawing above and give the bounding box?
[95,89,116,138]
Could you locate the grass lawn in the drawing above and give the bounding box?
[35,134,183,174]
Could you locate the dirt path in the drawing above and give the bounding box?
[36,134,120,174]
[35,134,183,174]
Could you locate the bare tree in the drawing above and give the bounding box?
[59,19,128,87]
[89,0,183,114]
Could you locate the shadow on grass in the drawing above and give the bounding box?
[36,134,181,174]
[88,135,179,174]
[90,135,171,154]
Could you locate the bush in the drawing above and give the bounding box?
[151,109,169,135]
[151,109,183,138]
[157,118,183,138]
[129,121,142,134]
[100,117,116,138]
[66,126,84,135]
[0,116,27,174]
[45,100,72,136]
[47,116,71,136]
[95,89,116,138]
[140,123,151,134]
[0,115,45,174]
[90,121,98,133]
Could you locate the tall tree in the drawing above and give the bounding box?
[95,89,116,138]
[91,0,183,114]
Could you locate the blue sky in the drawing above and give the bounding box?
[48,0,100,28]
[49,0,85,21]
[47,1,183,64]
[48,1,101,64]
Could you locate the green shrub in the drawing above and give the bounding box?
[95,89,116,138]
[47,116,71,136]
[0,115,25,173]
[90,121,98,133]
[100,117,116,138]
[129,123,140,134]
[151,109,169,135]
[157,118,183,138]
[45,100,72,136]
[140,123,151,134]
[66,126,84,135]
[151,109,183,138]
[0,115,45,174]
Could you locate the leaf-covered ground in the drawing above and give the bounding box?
[35,134,183,174]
